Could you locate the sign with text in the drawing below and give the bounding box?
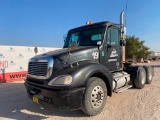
[0,45,61,82]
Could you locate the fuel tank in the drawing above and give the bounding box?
[112,72,130,90]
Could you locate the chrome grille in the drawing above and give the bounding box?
[28,57,54,79]
[28,61,48,76]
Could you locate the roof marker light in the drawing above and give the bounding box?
[86,21,93,25]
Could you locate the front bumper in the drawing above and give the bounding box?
[24,82,85,111]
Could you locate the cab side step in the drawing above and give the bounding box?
[113,85,132,93]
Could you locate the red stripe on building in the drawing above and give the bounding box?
[0,71,27,82]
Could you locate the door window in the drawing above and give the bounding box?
[107,27,119,45]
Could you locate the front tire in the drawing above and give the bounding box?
[82,77,107,116]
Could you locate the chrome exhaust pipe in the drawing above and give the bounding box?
[120,11,126,65]
[120,11,124,25]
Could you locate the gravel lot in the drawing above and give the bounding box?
[0,62,160,120]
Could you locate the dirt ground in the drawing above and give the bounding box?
[0,61,160,120]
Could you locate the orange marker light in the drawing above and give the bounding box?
[86,21,93,25]
[89,21,93,24]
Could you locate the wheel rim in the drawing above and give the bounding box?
[91,86,104,108]
[141,71,146,84]
[148,69,153,81]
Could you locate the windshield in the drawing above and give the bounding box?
[63,26,106,48]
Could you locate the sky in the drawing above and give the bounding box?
[0,0,160,51]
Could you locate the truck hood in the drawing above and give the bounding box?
[30,46,99,69]
[39,46,97,56]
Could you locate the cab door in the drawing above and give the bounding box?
[104,26,122,71]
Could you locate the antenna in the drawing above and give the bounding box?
[125,0,128,26]
[62,1,66,36]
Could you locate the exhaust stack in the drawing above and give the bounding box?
[120,11,126,40]
[120,11,124,25]
[120,11,126,65]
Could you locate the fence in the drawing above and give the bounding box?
[0,45,61,82]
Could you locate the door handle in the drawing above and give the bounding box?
[107,44,111,51]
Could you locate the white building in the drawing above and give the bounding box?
[150,51,160,57]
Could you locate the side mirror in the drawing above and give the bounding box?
[97,41,102,46]
[120,40,126,46]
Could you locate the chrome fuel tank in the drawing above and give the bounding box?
[112,72,130,90]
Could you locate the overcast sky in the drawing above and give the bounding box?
[0,0,160,51]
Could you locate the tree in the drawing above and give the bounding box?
[125,36,150,59]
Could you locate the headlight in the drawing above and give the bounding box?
[48,75,73,86]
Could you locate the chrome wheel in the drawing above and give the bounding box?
[82,77,107,116]
[91,86,104,108]
[148,69,153,82]
[141,70,146,85]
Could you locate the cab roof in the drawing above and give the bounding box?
[69,21,120,32]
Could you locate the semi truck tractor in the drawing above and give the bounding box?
[24,11,154,116]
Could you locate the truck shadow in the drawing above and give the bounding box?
[0,82,87,120]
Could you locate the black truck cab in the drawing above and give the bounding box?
[64,21,123,71]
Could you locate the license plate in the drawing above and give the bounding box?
[33,96,39,103]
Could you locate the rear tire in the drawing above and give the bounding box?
[134,67,146,89]
[82,77,107,116]
[144,66,153,84]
